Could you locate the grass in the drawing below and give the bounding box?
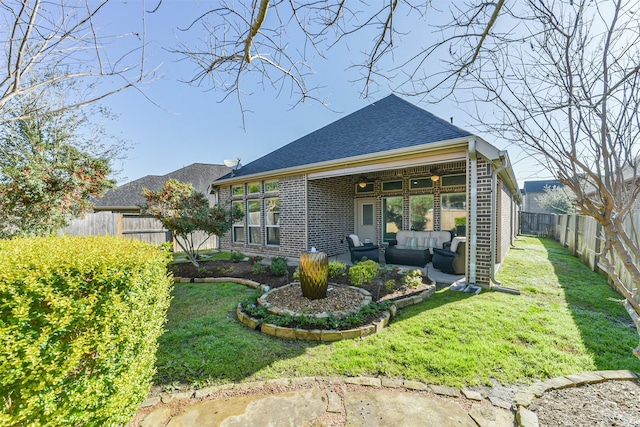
[154,236,640,389]
[170,249,233,264]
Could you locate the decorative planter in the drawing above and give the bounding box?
[299,251,328,299]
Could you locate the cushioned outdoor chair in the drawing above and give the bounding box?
[346,234,379,264]
[431,237,467,275]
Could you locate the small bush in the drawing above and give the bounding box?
[0,236,173,426]
[385,279,396,292]
[349,259,379,287]
[230,251,245,262]
[293,267,301,281]
[328,260,347,278]
[270,257,289,276]
[402,269,424,288]
[252,262,266,274]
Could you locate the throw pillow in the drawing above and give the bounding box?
[428,237,438,248]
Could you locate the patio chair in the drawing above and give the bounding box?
[346,234,379,264]
[432,237,466,275]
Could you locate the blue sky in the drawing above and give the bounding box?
[96,1,548,187]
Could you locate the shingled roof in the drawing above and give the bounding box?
[523,179,564,194]
[95,163,230,208]
[225,94,473,179]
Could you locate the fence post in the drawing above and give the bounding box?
[117,214,123,237]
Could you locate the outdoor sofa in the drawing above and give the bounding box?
[385,230,453,267]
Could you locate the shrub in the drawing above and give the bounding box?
[349,260,379,287]
[252,262,266,274]
[293,267,301,281]
[270,257,289,276]
[402,269,424,288]
[328,260,347,278]
[230,251,245,262]
[385,279,397,292]
[0,236,173,426]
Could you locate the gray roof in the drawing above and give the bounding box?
[95,163,230,207]
[223,94,473,179]
[523,180,564,194]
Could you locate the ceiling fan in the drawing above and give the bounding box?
[429,167,446,182]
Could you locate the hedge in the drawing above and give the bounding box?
[0,236,173,426]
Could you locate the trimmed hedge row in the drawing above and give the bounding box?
[0,236,173,426]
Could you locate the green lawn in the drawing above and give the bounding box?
[154,236,640,389]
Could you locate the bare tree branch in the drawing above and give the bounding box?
[0,0,156,124]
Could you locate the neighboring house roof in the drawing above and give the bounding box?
[95,163,230,208]
[522,180,563,194]
[222,94,473,179]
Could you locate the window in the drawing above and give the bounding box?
[248,200,262,244]
[382,196,403,241]
[232,185,244,196]
[441,193,466,231]
[265,180,279,192]
[232,201,245,243]
[265,198,280,245]
[247,182,261,194]
[410,178,433,189]
[382,180,403,192]
[441,174,466,187]
[410,195,434,231]
[362,203,374,226]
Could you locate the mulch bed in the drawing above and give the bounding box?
[169,259,433,303]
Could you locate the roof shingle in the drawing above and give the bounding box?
[227,94,472,178]
[95,163,230,207]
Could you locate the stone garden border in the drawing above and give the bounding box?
[514,369,639,427]
[173,276,436,342]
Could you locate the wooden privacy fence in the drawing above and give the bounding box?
[60,211,217,251]
[521,211,639,309]
[520,211,555,236]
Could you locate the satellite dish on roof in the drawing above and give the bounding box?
[223,157,242,176]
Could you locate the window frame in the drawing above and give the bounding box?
[265,197,280,246]
[247,199,262,245]
[232,201,245,243]
[382,196,403,241]
[409,194,435,231]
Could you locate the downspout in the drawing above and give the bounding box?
[490,152,521,295]
[468,138,478,285]
[490,152,508,288]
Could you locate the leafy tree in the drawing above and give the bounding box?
[141,179,244,267]
[535,185,574,215]
[435,0,640,358]
[0,95,123,238]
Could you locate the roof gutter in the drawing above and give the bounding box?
[92,206,140,212]
[212,136,473,186]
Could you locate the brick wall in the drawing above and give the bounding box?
[474,157,493,286]
[497,180,512,263]
[278,175,309,257]
[218,175,309,259]
[308,176,353,256]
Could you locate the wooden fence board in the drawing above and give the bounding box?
[523,211,639,308]
[60,211,218,251]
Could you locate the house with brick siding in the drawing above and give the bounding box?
[212,95,521,288]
